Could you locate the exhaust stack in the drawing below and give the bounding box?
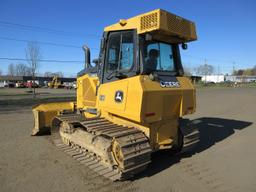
[82,45,91,69]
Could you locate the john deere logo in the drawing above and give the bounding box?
[160,81,180,88]
[115,91,123,103]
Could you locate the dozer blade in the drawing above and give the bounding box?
[31,102,75,136]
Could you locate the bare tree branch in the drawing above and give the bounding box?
[44,71,63,77]
[183,67,192,76]
[196,64,214,76]
[8,63,15,76]
[15,63,31,76]
[25,42,41,97]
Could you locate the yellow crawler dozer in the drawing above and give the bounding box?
[48,76,64,88]
[32,9,197,180]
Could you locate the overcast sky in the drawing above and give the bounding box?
[0,0,255,76]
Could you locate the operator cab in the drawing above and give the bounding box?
[96,30,185,84]
[80,9,196,84]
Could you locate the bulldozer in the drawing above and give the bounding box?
[47,76,64,88]
[31,9,197,180]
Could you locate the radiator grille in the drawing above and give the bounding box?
[166,14,192,38]
[140,12,158,31]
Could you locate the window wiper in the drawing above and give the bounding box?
[106,70,127,80]
[106,70,117,80]
[115,71,127,79]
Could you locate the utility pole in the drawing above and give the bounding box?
[204,59,207,84]
[217,64,220,83]
[233,62,236,82]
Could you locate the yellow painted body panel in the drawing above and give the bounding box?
[76,74,99,109]
[97,77,143,122]
[97,75,195,150]
[97,75,195,123]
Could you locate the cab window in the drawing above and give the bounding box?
[106,31,134,72]
[143,41,175,73]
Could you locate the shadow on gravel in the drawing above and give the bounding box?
[135,117,252,179]
[0,97,76,114]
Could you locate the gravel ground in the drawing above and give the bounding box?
[0,87,255,192]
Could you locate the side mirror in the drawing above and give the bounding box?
[181,43,188,50]
[92,58,99,66]
[145,34,152,41]
[100,38,105,50]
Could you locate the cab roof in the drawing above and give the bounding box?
[104,9,197,43]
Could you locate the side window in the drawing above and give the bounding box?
[120,32,134,70]
[159,43,174,71]
[106,31,134,73]
[106,33,121,72]
[144,42,174,72]
[145,43,159,72]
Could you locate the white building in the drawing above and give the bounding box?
[225,76,256,83]
[201,75,225,83]
[201,75,256,83]
[0,81,8,88]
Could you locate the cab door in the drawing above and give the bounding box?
[98,30,137,111]
[101,30,137,84]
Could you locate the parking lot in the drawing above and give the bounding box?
[0,87,255,192]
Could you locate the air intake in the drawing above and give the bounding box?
[166,13,196,40]
[140,12,158,31]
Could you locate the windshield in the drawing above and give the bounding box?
[142,41,176,74]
